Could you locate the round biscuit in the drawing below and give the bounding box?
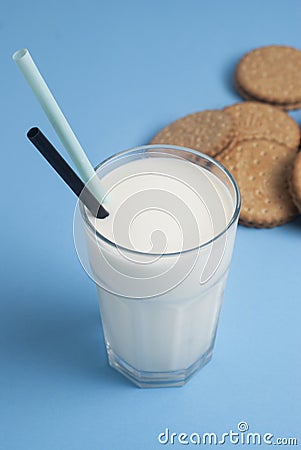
[216,139,298,227]
[224,102,300,149]
[150,110,235,157]
[234,78,301,111]
[236,46,301,105]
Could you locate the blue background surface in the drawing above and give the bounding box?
[1,0,300,449]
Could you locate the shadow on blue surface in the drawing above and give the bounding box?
[223,54,241,98]
[0,288,132,389]
[285,214,301,231]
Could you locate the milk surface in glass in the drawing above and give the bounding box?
[77,146,240,387]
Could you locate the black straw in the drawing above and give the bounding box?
[27,127,109,219]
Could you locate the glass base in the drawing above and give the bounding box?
[106,345,213,388]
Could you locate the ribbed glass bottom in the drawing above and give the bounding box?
[106,344,213,388]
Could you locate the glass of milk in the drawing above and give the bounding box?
[74,145,241,387]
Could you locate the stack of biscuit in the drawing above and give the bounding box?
[235,45,301,111]
[150,45,301,228]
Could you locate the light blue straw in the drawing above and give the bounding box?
[13,48,105,203]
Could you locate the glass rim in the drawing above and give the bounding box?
[80,144,241,257]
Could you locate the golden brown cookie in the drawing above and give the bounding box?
[217,139,298,227]
[234,77,301,111]
[288,151,301,212]
[224,102,300,149]
[150,110,235,157]
[235,46,301,104]
[235,46,301,106]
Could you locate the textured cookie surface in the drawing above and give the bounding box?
[289,151,301,212]
[234,78,301,111]
[150,110,235,157]
[224,102,300,149]
[236,46,301,105]
[217,139,298,227]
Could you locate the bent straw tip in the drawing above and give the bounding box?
[97,207,109,219]
[12,48,29,62]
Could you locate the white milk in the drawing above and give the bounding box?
[79,151,239,385]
